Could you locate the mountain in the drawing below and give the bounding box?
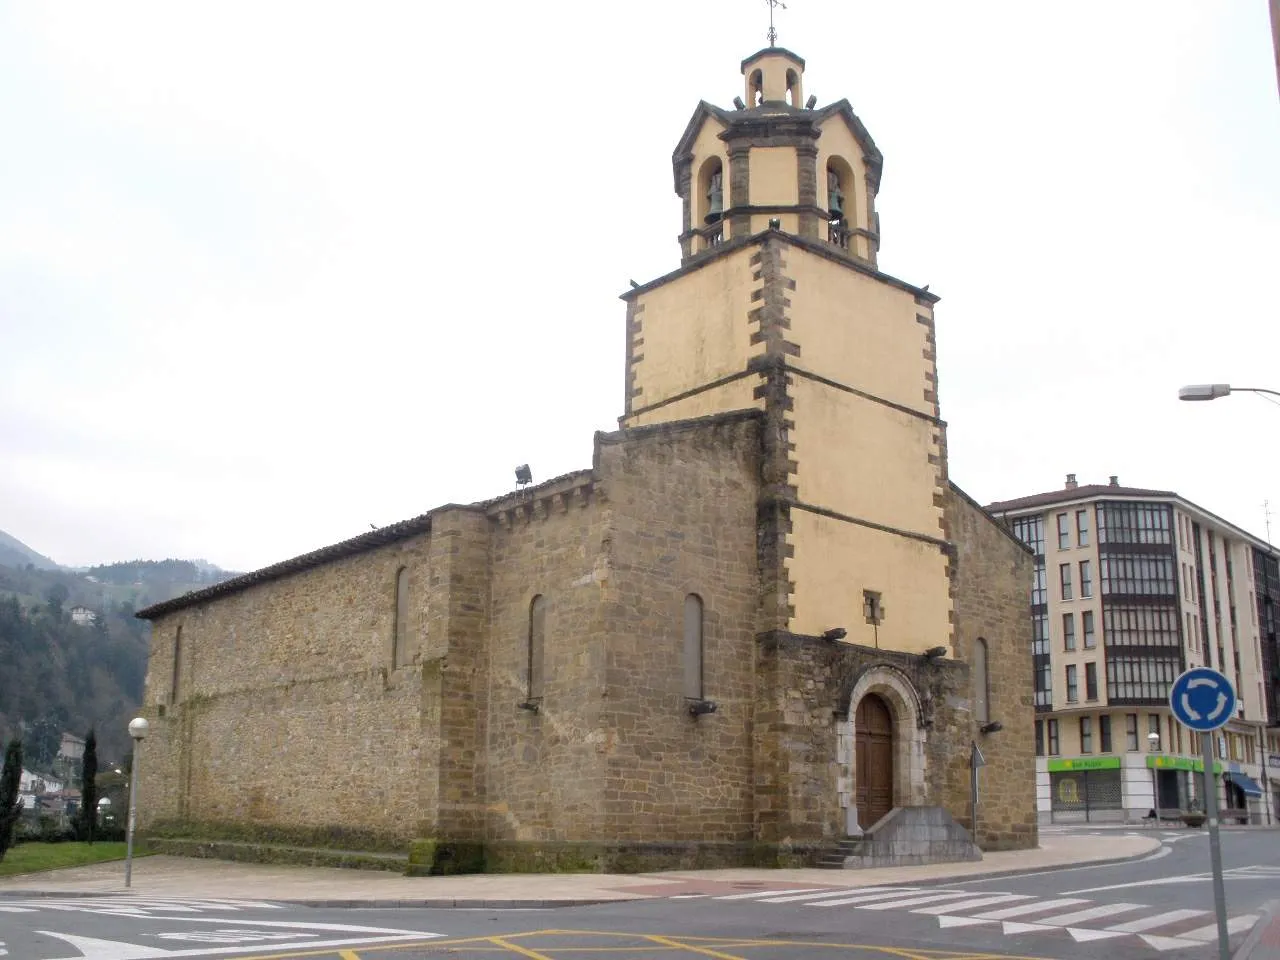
[0,529,61,571]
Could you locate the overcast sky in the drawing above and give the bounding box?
[1,1,1278,572]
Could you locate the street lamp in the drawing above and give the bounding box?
[125,717,149,889]
[1178,384,1280,402]
[1148,731,1162,816]
[96,797,110,829]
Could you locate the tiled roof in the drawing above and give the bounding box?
[985,484,1176,514]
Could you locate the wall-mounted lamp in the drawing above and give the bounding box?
[733,96,747,110]
[822,627,847,642]
[805,94,817,109]
[518,700,540,714]
[923,645,948,660]
[688,699,718,718]
[515,464,533,487]
[768,218,781,230]
[980,721,1003,735]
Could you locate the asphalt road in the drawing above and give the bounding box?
[1,826,1276,960]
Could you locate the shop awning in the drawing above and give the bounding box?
[1225,771,1264,798]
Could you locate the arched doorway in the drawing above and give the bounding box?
[855,693,895,829]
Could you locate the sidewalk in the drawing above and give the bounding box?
[1235,900,1280,960]
[0,833,1160,907]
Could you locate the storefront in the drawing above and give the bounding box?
[1047,757,1123,823]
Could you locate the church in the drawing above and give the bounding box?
[136,44,1037,872]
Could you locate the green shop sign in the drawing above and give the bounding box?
[1146,755,1223,774]
[1047,757,1121,772]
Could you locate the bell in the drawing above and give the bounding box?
[828,183,845,220]
[705,172,724,223]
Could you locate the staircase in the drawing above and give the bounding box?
[817,806,982,869]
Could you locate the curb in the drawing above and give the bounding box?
[912,841,1165,887]
[1233,899,1280,960]
[0,890,636,909]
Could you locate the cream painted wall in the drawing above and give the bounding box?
[750,213,799,234]
[748,147,799,206]
[817,119,869,219]
[789,377,941,537]
[689,117,729,227]
[625,376,763,428]
[788,508,951,653]
[786,252,933,415]
[629,246,760,409]
[743,53,803,105]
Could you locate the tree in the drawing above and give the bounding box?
[75,729,98,843]
[44,582,69,619]
[0,739,23,861]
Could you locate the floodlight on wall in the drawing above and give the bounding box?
[924,645,948,660]
[768,218,781,230]
[515,464,533,487]
[687,698,718,718]
[805,94,817,109]
[980,721,1003,735]
[822,627,847,642]
[733,96,746,110]
[518,699,540,714]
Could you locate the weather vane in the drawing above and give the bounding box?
[766,0,787,46]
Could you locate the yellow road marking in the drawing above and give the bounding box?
[339,952,362,960]
[487,936,560,959]
[644,933,749,960]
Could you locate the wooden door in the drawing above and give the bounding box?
[855,693,895,830]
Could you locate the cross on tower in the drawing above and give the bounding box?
[766,0,787,47]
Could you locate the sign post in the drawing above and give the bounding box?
[1170,667,1237,960]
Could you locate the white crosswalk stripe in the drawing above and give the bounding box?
[666,883,1261,950]
[0,896,283,916]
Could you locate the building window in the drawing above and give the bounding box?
[1032,564,1047,606]
[1080,560,1093,598]
[1107,655,1180,703]
[1060,563,1073,600]
[1077,509,1090,547]
[683,593,704,700]
[1035,720,1044,756]
[1100,554,1177,596]
[1063,613,1076,651]
[1066,664,1078,702]
[171,626,184,704]
[1102,605,1178,647]
[1148,714,1162,750]
[1085,661,1099,701]
[1126,713,1139,751]
[1057,513,1070,550]
[1099,715,1113,752]
[1082,610,1096,648]
[393,566,410,668]
[527,594,546,702]
[973,637,990,724]
[1012,515,1045,555]
[1080,716,1093,753]
[1047,718,1060,755]
[1098,502,1173,545]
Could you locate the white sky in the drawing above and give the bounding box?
[1,1,1278,572]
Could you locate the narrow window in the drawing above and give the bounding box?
[1062,613,1076,651]
[1085,661,1099,701]
[1060,563,1073,600]
[973,637,990,724]
[1057,513,1070,550]
[1077,509,1090,547]
[393,566,410,667]
[1126,713,1139,751]
[683,593,704,700]
[171,626,184,703]
[1080,560,1093,598]
[1080,716,1093,753]
[1047,719,1060,755]
[1148,714,1161,750]
[748,69,763,106]
[1035,720,1044,756]
[1099,715,1113,752]
[1082,610,1096,648]
[1066,664,1078,702]
[527,595,546,701]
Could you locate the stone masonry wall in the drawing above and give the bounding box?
[137,532,435,848]
[595,413,763,844]
[944,486,1038,851]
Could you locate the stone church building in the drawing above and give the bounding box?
[137,46,1037,871]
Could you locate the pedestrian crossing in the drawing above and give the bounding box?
[0,895,283,916]
[665,884,1259,950]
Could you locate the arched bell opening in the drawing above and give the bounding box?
[695,156,725,250]
[747,69,764,107]
[785,68,802,107]
[825,156,856,251]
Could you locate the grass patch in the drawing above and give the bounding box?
[0,842,136,877]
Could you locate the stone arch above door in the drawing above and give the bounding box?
[841,664,928,832]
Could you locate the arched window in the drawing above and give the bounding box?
[528,595,546,701]
[171,625,183,703]
[683,594,704,699]
[825,157,856,250]
[696,156,724,237]
[748,69,763,107]
[786,68,801,106]
[973,638,990,724]
[393,566,410,667]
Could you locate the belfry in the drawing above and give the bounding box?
[135,44,1037,872]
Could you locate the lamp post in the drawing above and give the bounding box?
[1178,384,1280,402]
[96,797,110,831]
[124,717,149,889]
[1148,731,1162,816]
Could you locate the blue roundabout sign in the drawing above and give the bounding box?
[1169,666,1237,733]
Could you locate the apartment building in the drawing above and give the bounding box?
[988,475,1278,824]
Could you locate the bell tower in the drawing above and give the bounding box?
[621,49,952,662]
